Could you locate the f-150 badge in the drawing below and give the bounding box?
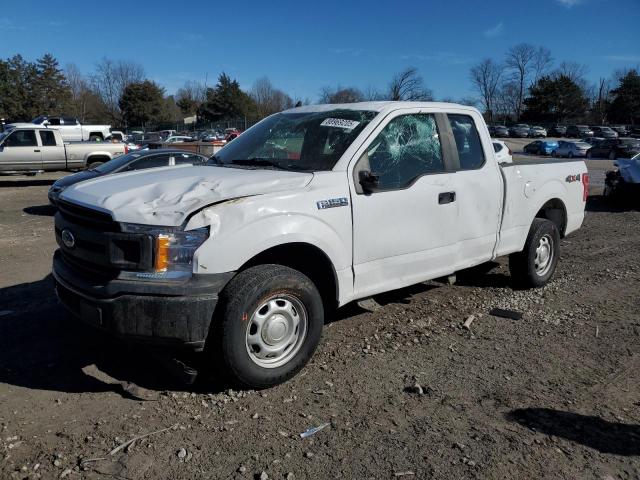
[317,198,349,209]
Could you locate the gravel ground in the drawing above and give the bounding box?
[0,156,638,480]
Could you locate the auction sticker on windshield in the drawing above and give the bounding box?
[320,118,360,130]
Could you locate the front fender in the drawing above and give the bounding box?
[190,200,352,275]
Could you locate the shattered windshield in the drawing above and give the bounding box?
[211,109,378,171]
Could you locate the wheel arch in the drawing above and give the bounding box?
[239,242,339,312]
[534,197,567,237]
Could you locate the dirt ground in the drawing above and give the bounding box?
[1,154,639,480]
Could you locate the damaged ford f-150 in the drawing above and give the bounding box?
[52,102,589,388]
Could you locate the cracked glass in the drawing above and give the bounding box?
[366,114,444,190]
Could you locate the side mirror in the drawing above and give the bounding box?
[358,170,380,193]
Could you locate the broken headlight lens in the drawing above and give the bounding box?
[120,223,209,278]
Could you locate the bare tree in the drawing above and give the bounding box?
[532,46,553,82]
[250,77,294,117]
[504,43,538,119]
[591,77,611,124]
[388,67,433,101]
[176,80,206,116]
[90,58,145,124]
[470,58,503,121]
[318,86,364,104]
[65,63,105,122]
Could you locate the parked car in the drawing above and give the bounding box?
[611,125,629,136]
[489,125,509,137]
[603,152,640,204]
[584,137,605,146]
[225,128,241,141]
[529,126,547,138]
[566,125,594,138]
[6,116,111,142]
[0,127,126,174]
[52,101,588,388]
[586,138,640,160]
[548,125,566,137]
[492,140,512,163]
[158,130,177,140]
[48,149,209,205]
[509,124,530,138]
[590,126,618,139]
[524,140,559,155]
[165,135,195,144]
[552,140,591,158]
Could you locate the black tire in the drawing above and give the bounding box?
[509,219,560,288]
[87,162,103,170]
[586,151,592,159]
[209,264,324,389]
[568,151,574,158]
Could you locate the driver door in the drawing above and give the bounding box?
[349,110,459,298]
[0,129,42,171]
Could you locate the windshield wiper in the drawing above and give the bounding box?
[229,158,287,169]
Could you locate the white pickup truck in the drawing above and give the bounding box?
[7,116,111,142]
[52,102,588,388]
[0,126,126,173]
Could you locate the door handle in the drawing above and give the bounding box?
[438,191,456,204]
[34,149,40,152]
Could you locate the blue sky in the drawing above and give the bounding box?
[1,0,638,102]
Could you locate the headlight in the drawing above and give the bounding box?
[120,223,209,278]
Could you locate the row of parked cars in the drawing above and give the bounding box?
[489,124,637,139]
[522,137,640,159]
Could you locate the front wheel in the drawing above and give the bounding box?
[509,219,560,288]
[209,264,324,389]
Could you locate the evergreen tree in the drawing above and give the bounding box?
[198,73,256,121]
[523,75,588,123]
[608,69,640,125]
[119,80,165,127]
[34,53,71,115]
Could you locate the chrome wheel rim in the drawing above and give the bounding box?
[245,294,308,368]
[534,234,554,276]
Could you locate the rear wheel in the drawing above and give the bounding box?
[509,219,560,288]
[209,264,324,389]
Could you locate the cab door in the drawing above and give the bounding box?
[445,112,503,268]
[62,117,82,142]
[349,110,460,299]
[39,129,66,170]
[0,129,42,171]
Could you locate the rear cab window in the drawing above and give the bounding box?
[447,114,485,170]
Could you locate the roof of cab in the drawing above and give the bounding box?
[285,101,479,115]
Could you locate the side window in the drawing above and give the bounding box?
[62,117,77,125]
[447,114,485,170]
[365,114,443,190]
[173,154,204,165]
[128,155,169,171]
[39,130,57,146]
[47,118,61,126]
[6,130,38,147]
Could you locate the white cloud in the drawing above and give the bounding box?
[556,0,584,8]
[483,22,504,38]
[400,52,472,65]
[604,54,640,62]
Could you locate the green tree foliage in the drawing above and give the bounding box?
[33,54,71,115]
[522,75,588,123]
[198,73,256,121]
[119,80,166,126]
[608,69,640,125]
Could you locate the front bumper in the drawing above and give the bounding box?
[52,250,234,351]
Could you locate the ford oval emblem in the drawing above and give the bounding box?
[61,229,75,248]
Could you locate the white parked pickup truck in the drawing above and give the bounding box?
[52,102,589,388]
[0,126,126,173]
[7,115,111,142]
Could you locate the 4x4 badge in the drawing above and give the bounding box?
[316,198,349,210]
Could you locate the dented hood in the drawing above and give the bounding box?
[59,165,313,225]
